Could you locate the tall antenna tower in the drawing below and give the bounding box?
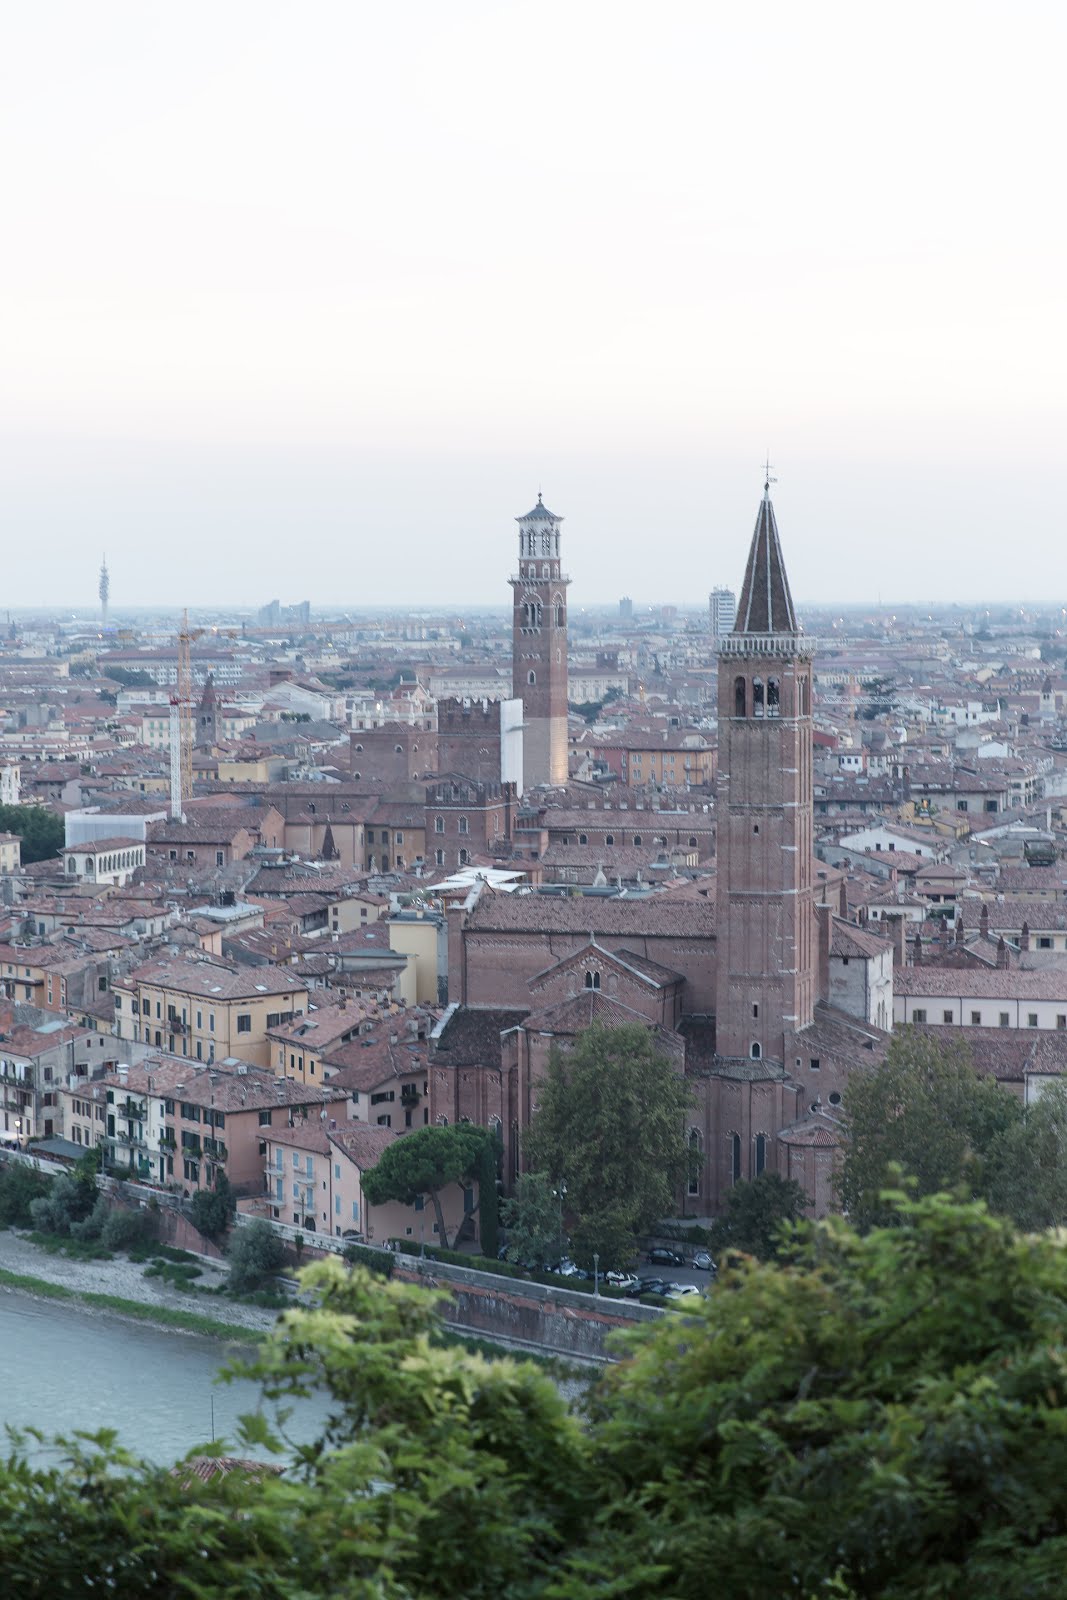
[98,554,110,629]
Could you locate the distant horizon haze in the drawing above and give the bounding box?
[2,3,1064,608]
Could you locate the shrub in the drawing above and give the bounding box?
[0,1162,51,1228]
[227,1220,286,1292]
[30,1174,94,1237]
[342,1242,394,1277]
[189,1175,235,1241]
[101,1205,156,1252]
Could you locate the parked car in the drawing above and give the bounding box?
[692,1250,717,1272]
[647,1246,686,1267]
[664,1282,701,1298]
[550,1257,581,1277]
[634,1276,671,1297]
[606,1271,639,1292]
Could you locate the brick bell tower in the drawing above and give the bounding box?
[714,477,816,1064]
[511,493,570,787]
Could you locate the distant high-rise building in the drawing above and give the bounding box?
[709,585,736,639]
[99,555,110,629]
[619,596,633,621]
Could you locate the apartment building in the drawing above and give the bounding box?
[112,955,309,1068]
[62,1054,347,1193]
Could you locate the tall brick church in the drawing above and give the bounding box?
[432,482,890,1216]
[511,494,569,788]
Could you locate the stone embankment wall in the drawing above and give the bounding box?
[392,1256,662,1362]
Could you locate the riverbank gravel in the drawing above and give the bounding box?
[0,1230,283,1335]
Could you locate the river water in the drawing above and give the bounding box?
[0,1289,333,1465]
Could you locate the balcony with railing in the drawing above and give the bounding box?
[111,1128,147,1150]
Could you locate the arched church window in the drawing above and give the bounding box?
[541,531,551,554]
[528,670,536,685]
[434,816,444,833]
[459,848,469,865]
[753,678,765,717]
[767,678,780,716]
[750,1041,761,1060]
[754,1132,766,1175]
[734,677,746,717]
[731,1132,742,1185]
[799,677,809,715]
[584,970,600,990]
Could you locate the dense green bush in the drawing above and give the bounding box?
[0,1161,51,1228]
[189,1174,235,1240]
[341,1241,394,1277]
[227,1220,286,1292]
[100,1205,156,1252]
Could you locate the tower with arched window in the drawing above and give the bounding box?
[714,478,816,1064]
[510,494,569,787]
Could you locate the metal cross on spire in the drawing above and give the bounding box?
[762,454,777,496]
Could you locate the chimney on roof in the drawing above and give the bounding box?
[954,914,964,945]
[980,903,990,938]
[1020,920,1031,952]
[912,931,922,966]
[997,935,1009,970]
[838,878,848,919]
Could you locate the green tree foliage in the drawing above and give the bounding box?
[189,1173,235,1240]
[524,1022,695,1267]
[99,1204,155,1252]
[475,1134,500,1259]
[29,1167,100,1236]
[838,1029,1020,1228]
[361,1123,492,1248]
[500,1170,562,1265]
[708,1170,808,1260]
[0,802,64,864]
[227,1219,286,1292]
[985,1076,1067,1231]
[11,1198,1067,1595]
[0,1160,51,1227]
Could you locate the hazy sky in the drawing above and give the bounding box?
[2,2,1064,611]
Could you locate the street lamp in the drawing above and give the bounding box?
[553,1180,567,1258]
[593,1251,600,1296]
[13,1118,21,1150]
